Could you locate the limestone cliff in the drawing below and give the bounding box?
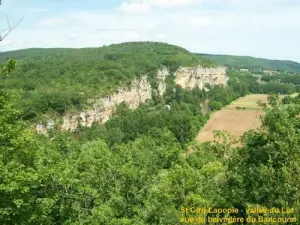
[157,67,169,96]
[61,76,151,132]
[37,75,153,133]
[36,66,227,133]
[175,66,227,90]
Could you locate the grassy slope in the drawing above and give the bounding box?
[197,53,300,73]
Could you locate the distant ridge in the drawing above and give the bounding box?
[197,53,300,73]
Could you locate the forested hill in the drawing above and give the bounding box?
[0,42,217,120]
[197,53,300,72]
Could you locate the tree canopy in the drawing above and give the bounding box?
[0,42,217,120]
[198,53,300,73]
[1,42,300,224]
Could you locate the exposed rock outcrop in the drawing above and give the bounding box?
[36,119,55,134]
[157,67,169,95]
[37,76,152,133]
[36,66,227,133]
[61,76,152,132]
[175,66,227,90]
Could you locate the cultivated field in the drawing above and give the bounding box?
[196,94,268,143]
[225,94,269,109]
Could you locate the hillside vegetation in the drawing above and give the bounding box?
[198,53,300,72]
[1,42,300,224]
[2,78,300,224]
[0,42,217,119]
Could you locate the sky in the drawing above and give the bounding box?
[0,0,299,62]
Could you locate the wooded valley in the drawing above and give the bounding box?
[1,42,300,224]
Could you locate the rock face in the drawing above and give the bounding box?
[175,66,227,90]
[157,67,169,95]
[36,66,227,133]
[61,76,152,132]
[37,76,153,133]
[36,119,55,134]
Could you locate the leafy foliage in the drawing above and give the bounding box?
[1,46,300,224]
[0,42,217,119]
[226,95,300,218]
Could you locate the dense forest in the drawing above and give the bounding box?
[228,69,300,94]
[0,42,216,121]
[2,42,299,124]
[1,42,300,224]
[198,53,300,73]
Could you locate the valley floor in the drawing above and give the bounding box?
[196,94,268,143]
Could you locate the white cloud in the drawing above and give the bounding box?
[29,8,49,13]
[189,16,212,27]
[119,1,151,14]
[0,38,12,46]
[119,0,203,13]
[143,22,157,30]
[149,0,202,7]
[1,0,300,62]
[155,33,167,39]
[38,18,68,26]
[123,31,141,40]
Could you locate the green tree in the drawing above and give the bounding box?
[0,91,54,224]
[209,101,222,111]
[227,95,300,216]
[1,58,16,76]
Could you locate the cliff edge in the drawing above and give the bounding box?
[37,66,227,133]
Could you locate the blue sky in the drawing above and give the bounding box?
[0,0,300,62]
